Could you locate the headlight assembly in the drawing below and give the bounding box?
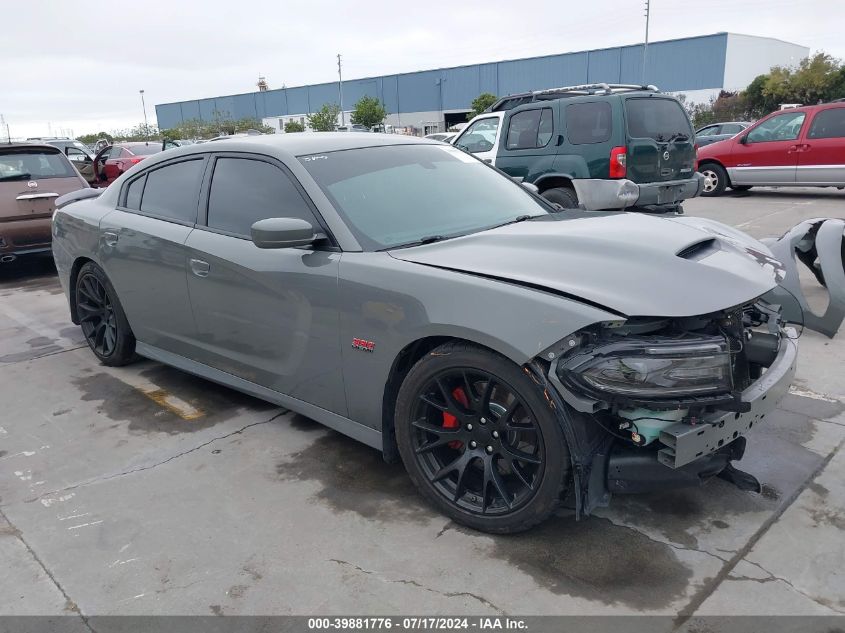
[558,337,733,399]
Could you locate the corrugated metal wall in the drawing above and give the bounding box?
[156,33,728,129]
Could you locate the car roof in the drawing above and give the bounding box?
[0,142,63,152]
[162,132,436,157]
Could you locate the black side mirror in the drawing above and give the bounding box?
[251,217,316,249]
[738,135,748,145]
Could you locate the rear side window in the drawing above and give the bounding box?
[139,159,204,224]
[206,157,317,237]
[808,108,845,139]
[124,175,145,210]
[0,149,76,180]
[625,98,692,141]
[566,102,612,144]
[506,108,553,150]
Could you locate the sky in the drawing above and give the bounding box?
[2,0,843,139]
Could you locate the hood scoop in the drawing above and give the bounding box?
[677,238,719,261]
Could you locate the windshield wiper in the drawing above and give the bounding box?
[490,214,541,229]
[386,235,449,250]
[666,132,690,143]
[0,173,32,182]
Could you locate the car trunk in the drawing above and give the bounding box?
[0,178,84,222]
[623,96,696,184]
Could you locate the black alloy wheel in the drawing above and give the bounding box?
[395,342,570,533]
[74,262,136,366]
[77,273,117,357]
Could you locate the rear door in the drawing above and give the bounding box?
[726,110,807,185]
[99,156,206,357]
[624,96,695,184]
[453,114,503,165]
[495,105,557,180]
[183,153,345,414]
[797,106,845,185]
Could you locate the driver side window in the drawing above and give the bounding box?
[746,112,806,143]
[456,117,499,153]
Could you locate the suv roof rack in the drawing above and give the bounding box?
[488,83,660,112]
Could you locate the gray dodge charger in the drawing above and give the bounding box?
[53,133,797,533]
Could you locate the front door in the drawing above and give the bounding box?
[453,115,502,165]
[727,110,807,185]
[98,156,206,357]
[184,154,346,415]
[797,106,845,185]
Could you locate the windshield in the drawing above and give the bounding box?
[0,149,76,180]
[625,98,693,141]
[126,144,161,156]
[299,144,549,250]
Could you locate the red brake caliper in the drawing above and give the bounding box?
[443,388,467,449]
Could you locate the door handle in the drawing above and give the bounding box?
[483,158,492,164]
[103,231,119,246]
[787,145,799,153]
[189,258,210,277]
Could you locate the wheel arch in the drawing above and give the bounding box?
[68,256,97,324]
[380,335,516,463]
[534,174,576,193]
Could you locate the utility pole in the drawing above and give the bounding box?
[642,0,650,86]
[337,54,345,126]
[140,89,149,140]
[1,114,9,142]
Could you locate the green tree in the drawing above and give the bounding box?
[743,53,844,116]
[350,96,387,129]
[77,131,113,145]
[467,92,497,119]
[284,120,305,133]
[307,103,341,132]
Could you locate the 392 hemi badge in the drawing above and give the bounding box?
[352,337,375,352]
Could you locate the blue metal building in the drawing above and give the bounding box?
[155,33,807,133]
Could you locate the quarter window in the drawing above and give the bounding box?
[124,175,145,210]
[808,108,845,139]
[506,109,553,150]
[139,159,204,224]
[746,112,806,143]
[206,158,317,237]
[566,102,612,144]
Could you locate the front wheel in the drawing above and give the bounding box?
[700,163,728,197]
[75,262,137,366]
[395,342,571,533]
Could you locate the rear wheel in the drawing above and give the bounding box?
[541,186,579,209]
[395,342,570,533]
[700,163,728,197]
[75,262,137,366]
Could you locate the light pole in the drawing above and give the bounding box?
[337,54,345,127]
[642,0,650,86]
[139,89,149,140]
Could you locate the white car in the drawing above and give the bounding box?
[450,111,505,164]
[424,132,458,143]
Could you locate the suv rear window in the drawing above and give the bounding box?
[566,102,612,144]
[625,98,691,141]
[0,148,76,181]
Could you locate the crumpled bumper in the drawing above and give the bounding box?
[572,173,704,211]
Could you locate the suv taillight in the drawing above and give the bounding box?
[609,146,627,178]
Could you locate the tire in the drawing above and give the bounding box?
[731,185,752,192]
[75,262,137,366]
[395,341,571,533]
[700,163,728,197]
[541,186,579,209]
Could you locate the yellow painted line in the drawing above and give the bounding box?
[141,388,204,420]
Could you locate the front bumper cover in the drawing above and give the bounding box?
[657,333,797,468]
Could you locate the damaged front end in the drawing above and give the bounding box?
[531,300,797,517]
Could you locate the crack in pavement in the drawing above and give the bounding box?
[728,559,845,615]
[600,516,732,564]
[672,438,845,628]
[0,505,96,632]
[22,412,287,505]
[329,559,504,614]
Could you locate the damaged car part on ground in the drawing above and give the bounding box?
[52,133,822,533]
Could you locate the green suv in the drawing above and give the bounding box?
[453,84,704,212]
